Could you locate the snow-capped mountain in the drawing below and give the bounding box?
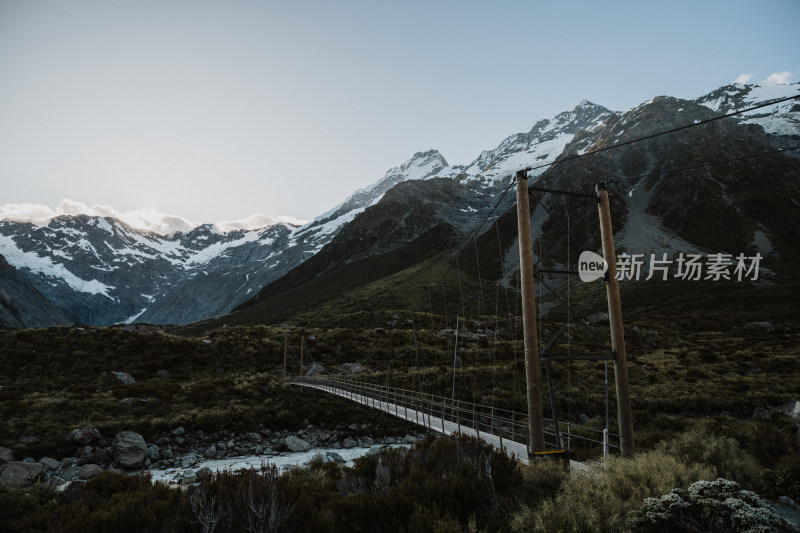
[1,80,797,327]
[0,216,302,325]
[695,81,800,137]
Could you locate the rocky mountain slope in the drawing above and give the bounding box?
[0,254,71,328]
[1,81,798,328]
[213,82,800,327]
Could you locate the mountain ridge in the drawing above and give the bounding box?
[1,80,798,328]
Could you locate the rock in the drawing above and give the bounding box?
[170,426,186,436]
[79,464,103,480]
[196,467,213,479]
[0,461,44,487]
[180,453,199,468]
[112,431,148,469]
[310,453,330,464]
[160,448,174,460]
[88,448,111,465]
[180,470,198,485]
[285,436,310,452]
[65,428,102,446]
[361,436,375,446]
[586,312,609,325]
[246,432,262,443]
[118,397,146,406]
[0,447,13,465]
[338,362,363,375]
[77,446,93,458]
[747,321,775,333]
[342,438,357,449]
[778,495,799,509]
[203,446,217,459]
[19,436,40,446]
[579,414,591,423]
[403,435,418,444]
[38,457,61,471]
[326,451,345,463]
[111,371,135,384]
[776,400,800,420]
[305,363,325,376]
[752,407,771,421]
[147,445,161,462]
[155,369,170,379]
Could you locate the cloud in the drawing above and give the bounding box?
[0,203,57,223]
[764,71,792,84]
[734,73,753,84]
[213,213,308,233]
[0,199,307,236]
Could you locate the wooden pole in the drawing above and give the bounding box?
[283,335,288,382]
[300,335,305,377]
[515,170,546,453]
[596,183,635,457]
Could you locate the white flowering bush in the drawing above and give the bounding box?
[628,478,791,532]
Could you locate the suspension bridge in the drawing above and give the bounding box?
[289,374,617,467]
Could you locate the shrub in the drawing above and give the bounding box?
[510,449,715,533]
[628,478,793,533]
[656,427,763,490]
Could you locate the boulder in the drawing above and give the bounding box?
[147,445,161,462]
[0,447,14,464]
[310,453,330,464]
[285,436,310,452]
[326,451,345,463]
[305,363,325,376]
[79,464,103,480]
[776,400,800,421]
[38,457,61,471]
[66,428,102,446]
[170,426,186,437]
[19,436,40,446]
[111,371,135,384]
[338,362,363,375]
[752,407,771,421]
[180,470,198,485]
[203,446,217,459]
[0,461,44,487]
[112,431,148,469]
[342,438,357,449]
[403,435,418,444]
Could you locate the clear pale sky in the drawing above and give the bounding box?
[1,0,798,231]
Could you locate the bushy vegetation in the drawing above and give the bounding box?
[2,430,792,532]
[0,435,525,532]
[628,478,792,533]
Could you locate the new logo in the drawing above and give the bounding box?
[578,251,608,283]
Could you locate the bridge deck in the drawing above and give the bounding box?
[293,380,586,469]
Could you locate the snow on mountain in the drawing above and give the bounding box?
[4,80,798,327]
[695,81,800,136]
[291,150,457,254]
[461,100,614,179]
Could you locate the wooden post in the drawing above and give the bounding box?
[283,335,288,382]
[515,170,546,453]
[596,183,635,457]
[300,335,305,377]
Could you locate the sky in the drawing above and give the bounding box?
[1,0,798,233]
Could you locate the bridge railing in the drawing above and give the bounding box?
[289,375,619,454]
